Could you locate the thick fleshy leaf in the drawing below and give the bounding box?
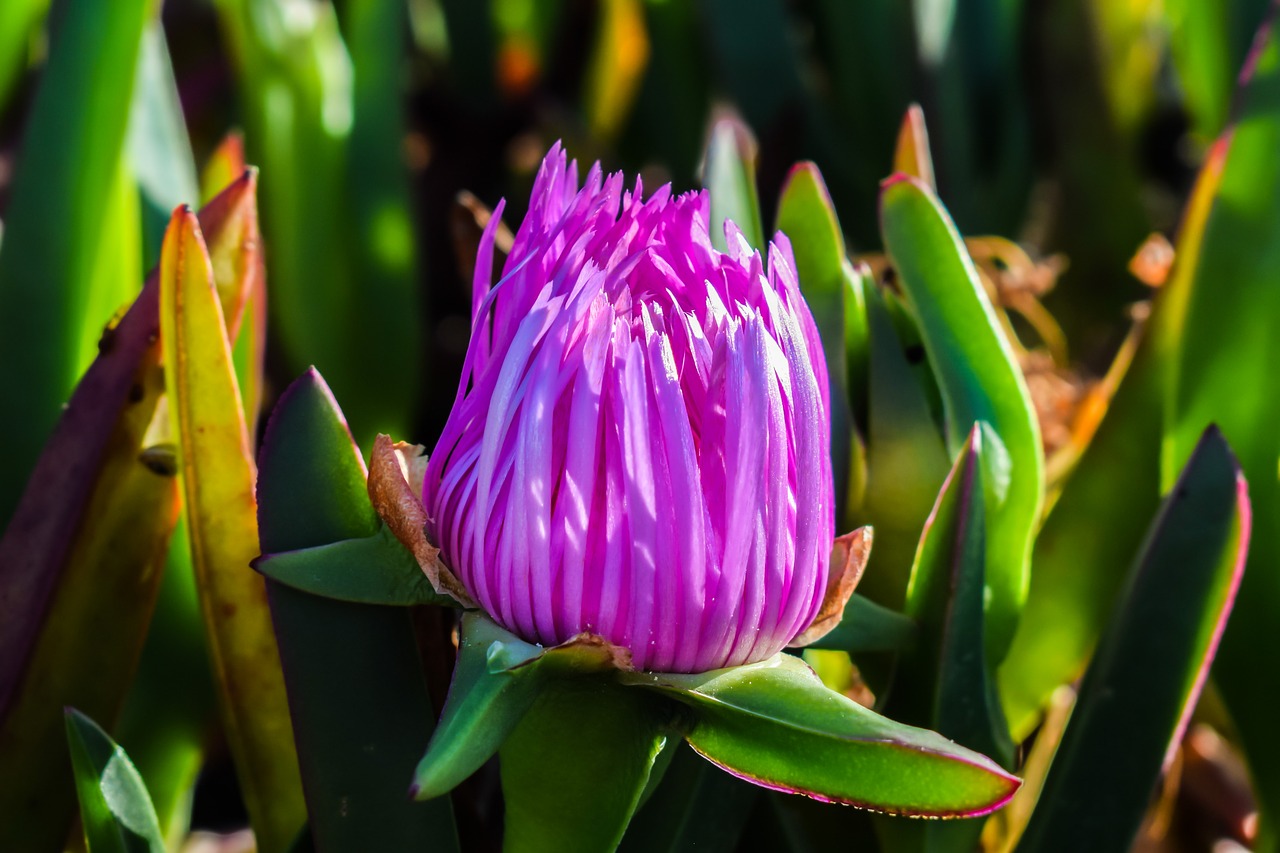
[850,283,951,611]
[893,104,936,190]
[1016,427,1250,853]
[622,654,1020,816]
[879,174,1044,666]
[0,0,48,110]
[160,208,305,852]
[500,679,669,853]
[411,612,630,801]
[703,117,764,251]
[216,0,415,441]
[0,177,260,850]
[0,0,149,520]
[112,174,265,838]
[128,20,199,267]
[620,742,760,853]
[342,0,422,439]
[892,428,1013,766]
[258,368,458,851]
[775,162,855,516]
[0,329,175,847]
[254,526,452,606]
[1161,12,1280,839]
[878,429,1013,853]
[65,709,165,853]
[996,96,1236,742]
[201,132,248,203]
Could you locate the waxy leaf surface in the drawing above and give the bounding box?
[704,118,765,251]
[1017,428,1249,853]
[623,654,1020,816]
[258,368,458,852]
[160,208,304,853]
[880,175,1044,666]
[65,709,165,853]
[0,0,149,519]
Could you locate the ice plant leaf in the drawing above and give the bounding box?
[257,369,458,852]
[159,208,305,853]
[0,0,149,521]
[410,612,617,801]
[891,427,1013,767]
[893,104,937,190]
[201,132,248,203]
[111,171,266,835]
[877,428,1013,853]
[997,90,1236,741]
[64,709,165,853]
[879,174,1044,666]
[622,654,1020,816]
[851,283,951,611]
[1016,427,1250,853]
[1158,11,1280,838]
[703,117,765,251]
[253,526,453,606]
[216,0,418,442]
[775,162,856,518]
[0,0,48,110]
[998,327,1162,738]
[128,19,199,267]
[500,679,670,853]
[0,314,176,847]
[0,176,260,850]
[620,742,760,853]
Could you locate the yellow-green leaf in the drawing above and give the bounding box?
[159,208,305,853]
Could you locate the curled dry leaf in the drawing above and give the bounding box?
[367,434,475,608]
[790,526,874,648]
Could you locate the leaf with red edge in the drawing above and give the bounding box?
[622,654,1020,817]
[159,207,304,852]
[1016,427,1250,853]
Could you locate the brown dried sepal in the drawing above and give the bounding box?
[506,631,635,677]
[367,434,475,608]
[789,526,874,648]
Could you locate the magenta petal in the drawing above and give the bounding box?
[422,146,836,673]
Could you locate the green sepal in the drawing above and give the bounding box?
[253,524,454,608]
[64,708,165,853]
[499,678,670,853]
[411,611,629,801]
[621,653,1020,817]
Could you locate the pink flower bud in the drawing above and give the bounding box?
[423,145,834,673]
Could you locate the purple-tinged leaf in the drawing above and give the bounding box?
[1016,427,1250,853]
